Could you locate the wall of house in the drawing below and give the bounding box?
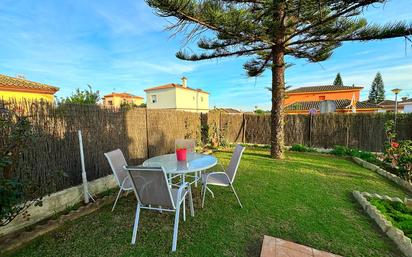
[175,87,209,112]
[0,90,55,102]
[285,90,361,106]
[103,95,143,108]
[146,88,177,109]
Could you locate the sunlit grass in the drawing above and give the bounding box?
[8,148,409,257]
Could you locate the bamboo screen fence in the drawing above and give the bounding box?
[1,101,411,194]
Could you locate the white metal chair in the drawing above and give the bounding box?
[175,139,200,186]
[104,149,134,212]
[201,144,245,208]
[124,166,194,252]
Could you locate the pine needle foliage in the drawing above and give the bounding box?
[333,73,344,86]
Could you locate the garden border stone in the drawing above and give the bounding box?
[353,191,412,257]
[352,157,412,193]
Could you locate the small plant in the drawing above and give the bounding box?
[290,144,316,152]
[330,145,376,162]
[384,120,412,181]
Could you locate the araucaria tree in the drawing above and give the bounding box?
[368,72,385,103]
[146,0,412,158]
[333,73,344,86]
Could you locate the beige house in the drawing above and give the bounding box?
[144,77,209,112]
[102,92,144,108]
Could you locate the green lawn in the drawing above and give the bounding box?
[7,149,410,257]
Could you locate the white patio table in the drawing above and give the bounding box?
[142,152,217,219]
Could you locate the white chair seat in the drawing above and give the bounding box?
[201,172,230,186]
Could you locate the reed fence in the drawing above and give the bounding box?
[2,101,411,194]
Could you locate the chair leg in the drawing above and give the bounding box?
[131,204,141,244]
[172,203,181,252]
[188,187,195,217]
[112,188,123,212]
[201,184,207,208]
[230,184,243,208]
[206,186,215,198]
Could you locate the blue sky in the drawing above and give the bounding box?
[0,0,411,111]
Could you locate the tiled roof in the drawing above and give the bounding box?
[103,92,143,99]
[286,85,363,94]
[214,108,242,113]
[0,74,59,93]
[285,99,380,111]
[144,83,209,94]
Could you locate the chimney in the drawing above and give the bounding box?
[181,76,187,88]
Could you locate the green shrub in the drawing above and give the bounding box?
[369,198,412,239]
[330,145,376,162]
[290,144,316,152]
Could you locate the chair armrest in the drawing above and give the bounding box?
[176,182,190,205]
[123,165,143,170]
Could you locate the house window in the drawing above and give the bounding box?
[319,96,326,100]
[108,100,113,106]
[193,96,195,101]
[151,95,157,103]
[201,96,204,102]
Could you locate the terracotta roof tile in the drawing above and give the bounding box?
[287,85,363,94]
[285,99,380,111]
[0,74,59,93]
[103,92,143,99]
[144,83,209,94]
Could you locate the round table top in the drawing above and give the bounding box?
[142,152,217,174]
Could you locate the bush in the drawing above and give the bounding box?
[369,198,412,239]
[330,145,376,162]
[384,120,412,181]
[0,105,41,226]
[290,144,316,152]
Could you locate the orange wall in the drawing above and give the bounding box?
[285,90,360,106]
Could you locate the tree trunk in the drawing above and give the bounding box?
[270,46,285,159]
[270,0,286,159]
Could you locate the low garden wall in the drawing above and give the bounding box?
[0,174,117,237]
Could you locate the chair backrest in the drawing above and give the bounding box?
[104,149,128,187]
[125,167,175,209]
[175,139,196,153]
[225,144,246,183]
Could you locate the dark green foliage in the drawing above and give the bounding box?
[254,109,265,115]
[368,72,385,103]
[290,144,316,152]
[333,73,344,86]
[330,145,376,162]
[0,106,39,226]
[147,0,412,75]
[59,85,100,105]
[369,198,412,239]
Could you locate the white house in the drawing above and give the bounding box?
[144,77,209,113]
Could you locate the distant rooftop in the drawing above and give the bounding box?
[287,85,363,94]
[103,92,143,99]
[213,108,242,113]
[144,83,209,94]
[0,74,59,94]
[285,99,380,111]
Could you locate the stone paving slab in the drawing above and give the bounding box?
[260,235,343,257]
